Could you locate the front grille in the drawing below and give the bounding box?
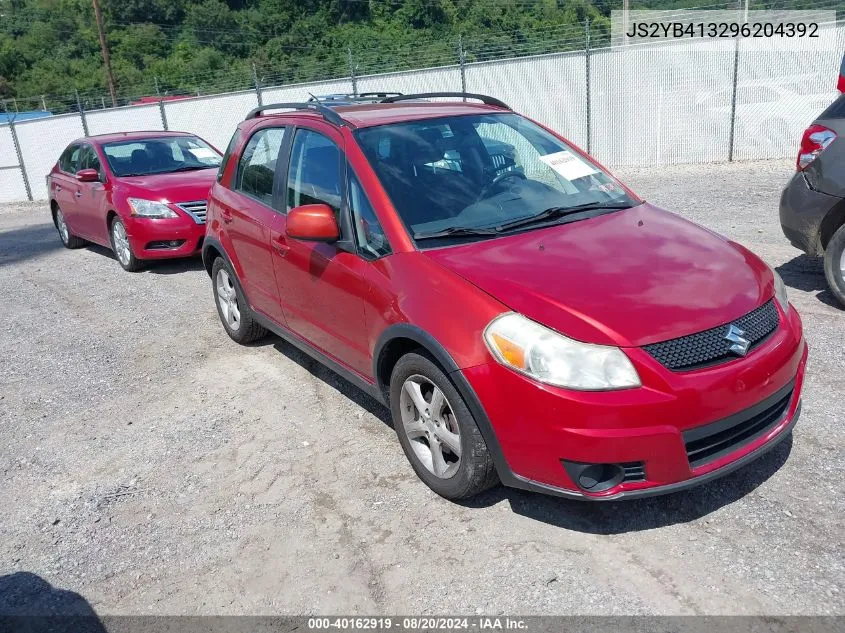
[683,380,794,468]
[643,299,779,371]
[176,200,208,224]
[621,462,646,483]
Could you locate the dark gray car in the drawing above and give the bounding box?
[779,93,845,307]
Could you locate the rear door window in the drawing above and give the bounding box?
[59,145,83,174]
[234,127,286,207]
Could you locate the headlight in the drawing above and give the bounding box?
[483,312,641,391]
[772,269,789,312]
[127,198,178,219]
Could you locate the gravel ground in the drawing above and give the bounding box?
[0,159,842,616]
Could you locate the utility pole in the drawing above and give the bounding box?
[92,0,117,107]
[623,0,630,45]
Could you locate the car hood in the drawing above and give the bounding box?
[116,169,217,202]
[423,204,774,347]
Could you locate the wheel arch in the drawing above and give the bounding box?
[819,198,845,251]
[373,323,511,480]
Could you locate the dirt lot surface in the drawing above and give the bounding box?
[0,160,842,616]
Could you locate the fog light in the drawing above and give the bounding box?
[562,460,626,492]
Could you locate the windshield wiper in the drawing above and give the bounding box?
[168,165,218,172]
[495,201,635,232]
[413,226,500,240]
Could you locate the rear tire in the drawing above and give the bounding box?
[823,223,845,307]
[53,206,84,249]
[110,218,143,272]
[211,257,267,344]
[389,351,498,500]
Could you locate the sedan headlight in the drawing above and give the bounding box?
[483,312,641,391]
[127,198,178,219]
[772,269,789,312]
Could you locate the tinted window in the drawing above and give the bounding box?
[355,113,636,240]
[286,129,342,215]
[79,145,101,172]
[59,145,82,173]
[235,127,285,206]
[348,166,390,259]
[102,136,221,177]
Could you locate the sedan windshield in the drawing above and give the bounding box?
[355,113,638,243]
[102,136,221,177]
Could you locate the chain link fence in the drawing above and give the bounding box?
[1,22,843,203]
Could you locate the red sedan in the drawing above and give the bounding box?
[47,131,221,271]
[203,94,806,501]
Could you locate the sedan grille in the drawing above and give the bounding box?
[683,380,794,468]
[643,299,779,371]
[176,200,208,224]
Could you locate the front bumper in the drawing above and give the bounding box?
[779,170,841,256]
[461,304,807,500]
[124,214,205,260]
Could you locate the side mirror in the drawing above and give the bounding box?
[286,204,339,242]
[76,168,100,183]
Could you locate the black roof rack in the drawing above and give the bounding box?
[306,92,403,104]
[380,92,510,109]
[244,102,347,126]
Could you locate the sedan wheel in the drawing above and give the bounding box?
[216,268,241,331]
[56,210,70,244]
[399,374,462,479]
[112,221,132,266]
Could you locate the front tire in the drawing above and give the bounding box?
[54,206,84,249]
[389,352,498,500]
[110,218,143,272]
[823,223,845,307]
[211,257,267,344]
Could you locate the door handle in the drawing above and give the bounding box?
[74,191,82,198]
[55,185,62,192]
[273,236,289,257]
[220,209,233,224]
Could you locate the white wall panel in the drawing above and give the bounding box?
[262,79,353,103]
[466,54,587,149]
[358,66,461,95]
[0,169,29,202]
[15,114,85,200]
[163,90,259,152]
[86,104,165,136]
[590,39,735,167]
[0,126,18,168]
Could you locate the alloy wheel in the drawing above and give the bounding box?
[840,249,845,279]
[399,374,462,479]
[112,221,132,266]
[56,210,69,244]
[216,268,241,331]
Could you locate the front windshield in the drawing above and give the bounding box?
[103,136,222,177]
[355,113,638,241]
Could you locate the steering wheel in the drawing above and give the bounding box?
[475,171,527,203]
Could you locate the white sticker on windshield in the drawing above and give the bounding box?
[188,147,217,160]
[539,151,598,181]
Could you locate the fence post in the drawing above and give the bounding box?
[585,18,592,154]
[7,114,33,202]
[458,34,467,96]
[253,63,263,106]
[75,90,89,137]
[348,48,358,96]
[727,5,745,162]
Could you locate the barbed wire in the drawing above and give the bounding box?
[2,1,841,116]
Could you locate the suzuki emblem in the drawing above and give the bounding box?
[725,324,750,356]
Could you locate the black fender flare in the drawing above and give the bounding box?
[373,323,512,481]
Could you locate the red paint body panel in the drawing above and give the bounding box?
[423,204,773,347]
[46,132,217,261]
[205,103,807,499]
[462,306,804,496]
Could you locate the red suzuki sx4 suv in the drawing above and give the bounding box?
[203,93,807,501]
